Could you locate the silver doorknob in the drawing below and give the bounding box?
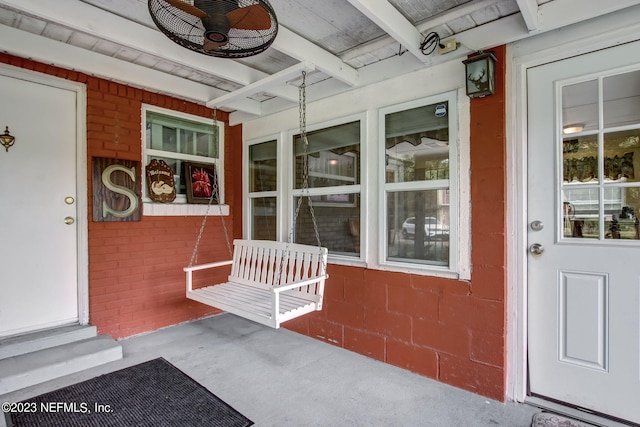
[64,216,75,225]
[529,243,544,255]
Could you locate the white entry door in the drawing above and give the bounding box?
[528,41,640,424]
[0,70,80,337]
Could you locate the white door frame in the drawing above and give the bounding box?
[507,5,640,408]
[0,63,89,327]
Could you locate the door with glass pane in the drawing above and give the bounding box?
[527,41,640,424]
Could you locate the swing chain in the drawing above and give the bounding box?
[276,72,325,286]
[289,71,322,249]
[188,107,233,267]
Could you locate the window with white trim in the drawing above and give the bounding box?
[292,118,363,256]
[248,138,278,240]
[381,92,458,271]
[142,106,224,211]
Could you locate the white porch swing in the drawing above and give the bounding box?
[184,72,329,329]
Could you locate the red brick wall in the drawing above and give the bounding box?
[0,53,243,339]
[283,45,508,401]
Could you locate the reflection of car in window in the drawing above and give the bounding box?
[401,217,449,239]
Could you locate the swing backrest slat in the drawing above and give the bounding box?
[228,239,327,291]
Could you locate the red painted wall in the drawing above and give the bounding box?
[281,45,508,401]
[2,44,508,401]
[0,53,243,339]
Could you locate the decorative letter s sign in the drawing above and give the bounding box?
[92,157,141,222]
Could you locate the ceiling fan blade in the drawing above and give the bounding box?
[204,39,228,51]
[164,0,208,19]
[226,4,271,30]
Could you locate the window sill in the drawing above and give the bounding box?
[376,262,460,280]
[328,254,368,268]
[327,256,462,280]
[143,202,229,216]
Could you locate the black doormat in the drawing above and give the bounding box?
[6,358,253,427]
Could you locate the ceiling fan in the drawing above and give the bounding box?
[148,0,278,58]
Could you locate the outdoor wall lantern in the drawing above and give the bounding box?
[1,126,15,152]
[462,51,497,98]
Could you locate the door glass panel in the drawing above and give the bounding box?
[604,187,640,240]
[603,129,640,182]
[560,72,640,242]
[562,188,599,239]
[562,80,598,133]
[563,134,598,183]
[603,70,640,128]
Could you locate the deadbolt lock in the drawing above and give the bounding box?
[530,220,544,231]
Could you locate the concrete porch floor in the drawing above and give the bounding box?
[1,314,541,426]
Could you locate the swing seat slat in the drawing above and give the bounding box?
[184,239,328,329]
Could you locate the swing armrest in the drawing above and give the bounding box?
[273,274,329,293]
[183,259,233,273]
[184,260,233,293]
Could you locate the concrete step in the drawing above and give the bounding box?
[0,335,123,395]
[0,325,98,360]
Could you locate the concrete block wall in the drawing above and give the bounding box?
[283,45,508,401]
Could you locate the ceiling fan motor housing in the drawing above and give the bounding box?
[203,14,231,43]
[197,0,234,43]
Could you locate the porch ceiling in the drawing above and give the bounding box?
[0,0,639,124]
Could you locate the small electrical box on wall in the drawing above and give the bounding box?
[438,38,457,54]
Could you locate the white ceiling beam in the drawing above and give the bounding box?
[0,0,294,101]
[340,0,502,62]
[217,98,262,116]
[272,26,359,86]
[0,25,224,104]
[346,0,429,63]
[515,0,539,32]
[457,0,640,51]
[207,62,314,110]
